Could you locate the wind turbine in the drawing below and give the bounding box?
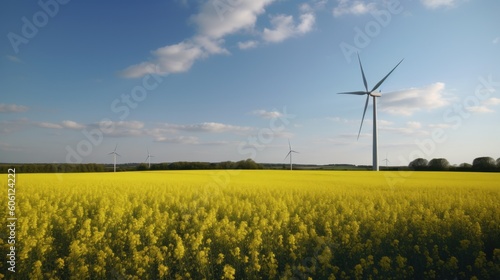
[383,153,390,168]
[284,139,299,170]
[108,144,121,172]
[338,53,403,171]
[145,148,154,168]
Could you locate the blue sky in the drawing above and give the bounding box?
[1,0,499,166]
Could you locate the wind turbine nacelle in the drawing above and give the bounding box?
[369,92,382,97]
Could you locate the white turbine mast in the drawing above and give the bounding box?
[108,144,121,172]
[338,53,403,171]
[284,139,299,170]
[145,148,155,168]
[383,153,390,167]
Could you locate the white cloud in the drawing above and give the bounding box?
[328,116,359,124]
[484,97,500,106]
[421,0,457,9]
[380,82,451,116]
[192,1,274,39]
[238,40,259,50]
[155,136,199,144]
[252,109,283,119]
[94,120,145,137]
[466,106,493,113]
[38,122,63,129]
[121,0,276,78]
[406,121,422,129]
[262,12,315,43]
[62,120,86,130]
[465,97,500,114]
[162,122,253,133]
[0,103,28,113]
[121,41,205,78]
[333,0,377,17]
[120,0,315,78]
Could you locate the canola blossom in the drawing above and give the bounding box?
[0,170,499,279]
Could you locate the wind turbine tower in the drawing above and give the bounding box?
[284,139,299,170]
[145,148,155,168]
[383,153,390,168]
[338,53,403,171]
[108,144,121,172]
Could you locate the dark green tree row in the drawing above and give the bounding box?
[138,159,263,171]
[409,157,500,171]
[0,163,106,173]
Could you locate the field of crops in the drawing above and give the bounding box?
[1,170,499,279]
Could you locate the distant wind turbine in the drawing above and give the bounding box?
[145,148,155,168]
[108,144,121,172]
[338,53,403,171]
[383,153,390,167]
[284,139,299,170]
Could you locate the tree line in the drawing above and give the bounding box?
[409,156,500,171]
[0,159,264,173]
[0,163,106,173]
[139,159,263,171]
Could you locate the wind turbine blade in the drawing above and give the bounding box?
[370,58,404,92]
[284,151,291,160]
[357,53,369,93]
[288,139,291,150]
[357,95,370,140]
[337,91,367,95]
[115,153,121,157]
[145,156,149,162]
[114,144,118,152]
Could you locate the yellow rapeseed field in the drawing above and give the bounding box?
[1,170,499,279]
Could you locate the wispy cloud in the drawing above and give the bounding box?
[160,122,253,133]
[252,109,284,119]
[421,0,458,9]
[484,97,500,106]
[262,12,315,43]
[120,1,276,78]
[238,40,259,50]
[93,120,145,137]
[120,1,315,78]
[0,103,29,113]
[155,135,199,144]
[333,0,378,17]
[465,97,500,114]
[37,120,86,130]
[493,37,500,44]
[466,106,493,114]
[380,82,452,116]
[38,122,63,129]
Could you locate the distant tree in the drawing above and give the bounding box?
[217,161,236,169]
[458,163,472,170]
[497,158,500,168]
[137,163,148,171]
[428,158,450,171]
[409,158,428,170]
[235,159,262,169]
[472,157,496,171]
